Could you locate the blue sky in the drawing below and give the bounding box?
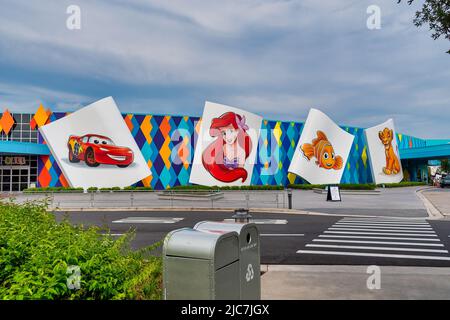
[0,0,449,138]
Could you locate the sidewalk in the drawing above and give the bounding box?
[9,187,429,218]
[422,189,450,217]
[261,265,450,299]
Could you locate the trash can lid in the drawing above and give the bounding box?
[163,228,239,266]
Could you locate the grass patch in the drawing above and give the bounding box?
[288,183,377,190]
[377,181,428,188]
[23,187,84,193]
[169,185,285,191]
[0,201,162,300]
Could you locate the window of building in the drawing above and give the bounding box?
[0,113,39,143]
[0,155,38,192]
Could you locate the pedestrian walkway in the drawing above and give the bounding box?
[297,217,450,261]
[422,189,450,216]
[261,265,450,299]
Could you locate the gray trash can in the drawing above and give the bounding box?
[194,221,261,300]
[163,228,240,300]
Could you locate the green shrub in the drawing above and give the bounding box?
[0,201,162,300]
[377,181,428,188]
[170,185,215,190]
[23,187,83,193]
[87,187,98,192]
[169,185,284,191]
[134,186,153,191]
[288,183,376,190]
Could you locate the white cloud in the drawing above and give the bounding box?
[0,0,448,138]
[0,82,91,112]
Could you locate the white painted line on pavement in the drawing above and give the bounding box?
[333,224,432,230]
[337,223,430,228]
[337,221,430,226]
[328,227,435,233]
[313,239,444,247]
[341,216,427,219]
[113,217,184,224]
[307,244,448,253]
[319,234,440,241]
[341,219,428,223]
[261,234,304,237]
[297,250,450,261]
[324,231,438,237]
[223,219,288,225]
[335,222,431,228]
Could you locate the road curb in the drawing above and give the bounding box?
[415,187,445,219]
[49,206,431,219]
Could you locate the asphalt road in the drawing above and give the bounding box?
[54,210,450,267]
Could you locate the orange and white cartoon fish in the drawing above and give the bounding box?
[300,130,343,170]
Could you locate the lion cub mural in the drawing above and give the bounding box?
[378,127,400,175]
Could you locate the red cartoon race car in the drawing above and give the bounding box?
[67,134,134,168]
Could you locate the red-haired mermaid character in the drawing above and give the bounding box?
[202,112,252,183]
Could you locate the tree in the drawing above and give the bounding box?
[398,0,450,54]
[441,158,450,172]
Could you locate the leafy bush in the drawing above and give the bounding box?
[23,187,84,193]
[121,186,153,191]
[288,183,377,190]
[377,181,428,188]
[134,186,153,191]
[87,187,98,192]
[170,185,217,190]
[169,185,284,191]
[0,201,162,300]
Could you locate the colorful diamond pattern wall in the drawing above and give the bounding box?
[37,112,427,189]
[0,109,15,135]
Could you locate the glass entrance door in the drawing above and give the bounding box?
[0,166,30,192]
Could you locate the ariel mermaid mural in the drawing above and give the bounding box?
[202,112,252,183]
[189,101,262,187]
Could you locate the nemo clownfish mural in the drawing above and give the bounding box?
[300,130,343,170]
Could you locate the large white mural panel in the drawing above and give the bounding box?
[39,97,151,188]
[364,119,403,184]
[189,101,262,187]
[288,108,354,184]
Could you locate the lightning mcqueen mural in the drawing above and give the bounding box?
[67,134,134,168]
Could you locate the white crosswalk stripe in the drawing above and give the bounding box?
[313,239,444,247]
[328,227,434,233]
[335,222,430,226]
[319,235,441,241]
[324,231,437,237]
[334,224,432,230]
[298,217,449,261]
